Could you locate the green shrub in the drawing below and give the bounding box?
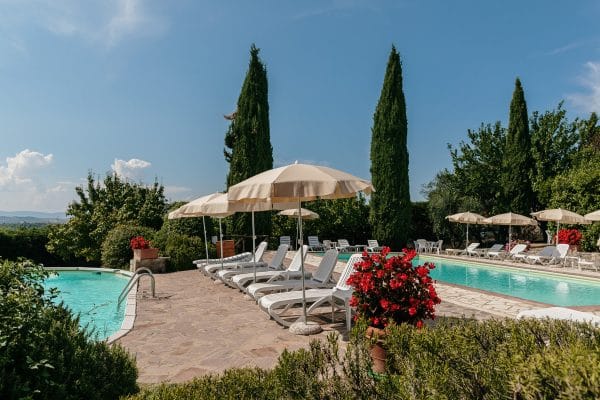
[101,224,156,269]
[152,227,213,272]
[0,225,84,266]
[0,259,139,399]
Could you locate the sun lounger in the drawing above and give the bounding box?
[247,249,339,300]
[446,243,480,256]
[202,241,268,277]
[524,246,559,265]
[217,244,289,283]
[366,240,383,252]
[257,254,363,330]
[578,253,600,271]
[232,246,308,290]
[472,243,503,258]
[506,244,529,262]
[194,252,252,266]
[307,236,325,251]
[517,307,600,327]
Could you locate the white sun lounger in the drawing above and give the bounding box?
[517,307,600,327]
[247,249,339,300]
[366,239,383,252]
[232,246,308,290]
[217,244,289,283]
[506,244,529,262]
[203,241,268,277]
[446,243,480,256]
[524,245,559,265]
[257,254,363,330]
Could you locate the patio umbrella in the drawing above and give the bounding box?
[179,192,234,270]
[482,212,537,243]
[584,210,600,222]
[531,208,590,242]
[228,162,373,335]
[446,212,485,248]
[169,193,225,265]
[277,208,320,250]
[199,193,295,281]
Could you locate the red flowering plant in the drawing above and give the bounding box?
[557,228,582,246]
[130,236,150,250]
[346,247,441,329]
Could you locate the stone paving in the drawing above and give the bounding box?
[116,250,600,383]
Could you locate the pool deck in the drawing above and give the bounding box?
[116,250,600,384]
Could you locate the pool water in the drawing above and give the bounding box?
[417,256,600,306]
[43,271,128,340]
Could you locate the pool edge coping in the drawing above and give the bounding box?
[44,267,136,344]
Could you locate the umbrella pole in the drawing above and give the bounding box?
[252,211,257,282]
[202,216,209,264]
[219,218,224,270]
[556,221,560,244]
[298,199,307,323]
[466,223,469,248]
[509,224,512,244]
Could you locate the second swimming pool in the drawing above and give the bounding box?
[417,256,600,306]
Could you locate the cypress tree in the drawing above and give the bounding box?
[224,44,273,243]
[501,78,534,214]
[369,46,411,249]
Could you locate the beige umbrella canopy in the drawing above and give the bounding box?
[531,208,590,241]
[227,162,373,203]
[228,162,373,335]
[584,210,600,222]
[446,212,486,248]
[277,208,320,220]
[483,212,537,242]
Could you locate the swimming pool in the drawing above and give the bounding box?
[43,269,129,340]
[417,256,600,306]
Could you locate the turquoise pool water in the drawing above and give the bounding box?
[416,256,600,306]
[43,270,128,340]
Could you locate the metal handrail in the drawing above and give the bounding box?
[117,267,155,308]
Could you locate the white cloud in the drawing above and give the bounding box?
[567,61,600,113]
[0,0,167,50]
[111,158,151,180]
[0,149,74,212]
[0,149,53,186]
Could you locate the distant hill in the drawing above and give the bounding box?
[0,211,68,225]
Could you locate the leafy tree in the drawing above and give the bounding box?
[501,78,534,214]
[529,102,579,209]
[224,44,273,246]
[369,45,411,249]
[47,173,167,264]
[448,122,506,215]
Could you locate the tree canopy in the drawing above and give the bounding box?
[369,45,411,249]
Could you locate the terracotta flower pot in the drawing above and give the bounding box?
[366,326,387,373]
[133,248,159,261]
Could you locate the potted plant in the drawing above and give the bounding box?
[130,236,159,260]
[346,247,441,372]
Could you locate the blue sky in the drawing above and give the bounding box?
[1,0,599,212]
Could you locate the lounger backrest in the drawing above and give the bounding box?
[308,236,320,246]
[489,244,504,252]
[279,236,291,246]
[466,243,480,252]
[338,239,350,247]
[337,254,363,291]
[556,244,570,258]
[368,240,379,248]
[509,244,527,255]
[287,245,308,272]
[254,241,268,261]
[538,246,557,258]
[313,249,339,283]
[268,244,290,269]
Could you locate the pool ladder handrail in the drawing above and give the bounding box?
[117,267,155,308]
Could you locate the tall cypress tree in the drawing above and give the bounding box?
[224,44,273,242]
[501,78,534,214]
[369,46,411,249]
